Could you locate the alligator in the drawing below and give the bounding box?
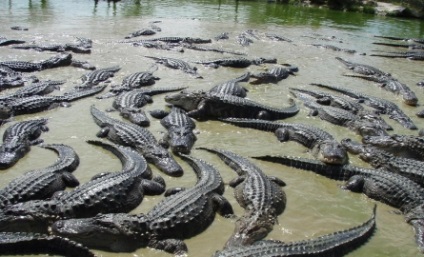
[90,105,184,176]
[0,37,25,47]
[164,90,299,121]
[214,32,229,41]
[265,33,293,42]
[342,138,424,187]
[159,106,197,154]
[51,153,234,254]
[370,51,424,60]
[78,66,121,88]
[0,53,72,72]
[0,85,106,120]
[220,118,348,165]
[0,232,95,257]
[249,65,298,84]
[310,82,417,130]
[372,41,424,50]
[198,147,286,247]
[236,33,254,47]
[311,43,357,54]
[70,59,96,70]
[144,55,202,78]
[0,143,80,209]
[12,42,91,54]
[108,65,160,94]
[144,36,212,44]
[132,40,184,52]
[373,35,424,44]
[252,154,424,252]
[342,73,418,106]
[109,86,186,126]
[291,90,391,137]
[417,79,424,87]
[193,56,277,68]
[5,79,64,98]
[212,206,376,257]
[124,28,156,39]
[0,119,48,169]
[181,43,246,56]
[362,134,424,161]
[10,26,29,31]
[335,56,390,76]
[209,72,250,97]
[0,140,165,232]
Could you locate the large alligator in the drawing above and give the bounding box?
[209,72,250,97]
[0,85,105,120]
[310,82,417,130]
[311,43,357,54]
[212,206,376,257]
[291,90,391,137]
[249,65,298,85]
[181,43,246,56]
[193,56,277,68]
[220,118,348,165]
[0,143,80,208]
[159,106,197,154]
[164,90,299,121]
[0,140,165,232]
[370,51,424,60]
[90,105,184,176]
[144,55,203,78]
[4,80,64,98]
[362,134,424,160]
[198,147,286,248]
[335,56,390,76]
[343,73,418,106]
[0,53,73,72]
[110,86,186,126]
[51,153,234,254]
[252,155,424,252]
[0,36,25,47]
[78,66,121,88]
[124,28,156,39]
[109,66,160,93]
[0,232,95,257]
[342,138,424,187]
[12,42,91,54]
[0,119,49,169]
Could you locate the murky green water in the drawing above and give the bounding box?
[0,0,424,256]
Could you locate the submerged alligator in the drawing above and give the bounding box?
[221,118,348,165]
[370,51,424,61]
[249,65,298,85]
[0,140,165,232]
[0,119,49,169]
[144,55,203,78]
[0,232,95,257]
[198,147,286,248]
[212,206,376,257]
[164,90,299,121]
[0,143,80,209]
[90,105,184,176]
[252,155,424,252]
[335,56,390,76]
[52,153,234,254]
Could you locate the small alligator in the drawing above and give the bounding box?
[142,36,212,44]
[144,55,203,78]
[0,36,25,47]
[370,51,424,60]
[198,147,286,248]
[182,43,246,56]
[342,138,424,187]
[5,80,64,98]
[12,42,91,54]
[124,28,156,39]
[0,232,95,257]
[265,33,293,42]
[362,134,424,161]
[214,32,229,41]
[111,66,159,92]
[164,90,299,121]
[249,65,298,84]
[291,90,391,137]
[79,66,121,88]
[193,56,277,68]
[343,73,418,106]
[310,82,417,130]
[0,53,72,72]
[220,118,348,165]
[90,105,184,176]
[209,72,250,97]
[373,35,424,44]
[311,43,357,54]
[236,33,254,47]
[212,206,376,257]
[252,155,424,252]
[51,153,233,254]
[0,143,80,209]
[335,56,390,76]
[0,119,49,169]
[0,85,106,120]
[159,106,197,154]
[372,41,424,50]
[110,86,186,126]
[0,140,165,232]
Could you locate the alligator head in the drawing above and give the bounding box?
[141,144,184,177]
[164,91,205,111]
[0,211,51,233]
[167,128,197,154]
[311,140,348,165]
[0,137,31,169]
[251,57,277,65]
[120,108,150,127]
[340,138,366,155]
[51,213,149,252]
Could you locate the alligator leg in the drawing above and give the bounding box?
[187,100,208,120]
[164,187,186,197]
[96,127,111,138]
[409,219,424,253]
[211,193,234,217]
[274,128,290,142]
[267,176,286,187]
[340,175,365,193]
[61,172,80,187]
[141,179,166,195]
[257,110,271,120]
[228,176,246,187]
[148,238,188,255]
